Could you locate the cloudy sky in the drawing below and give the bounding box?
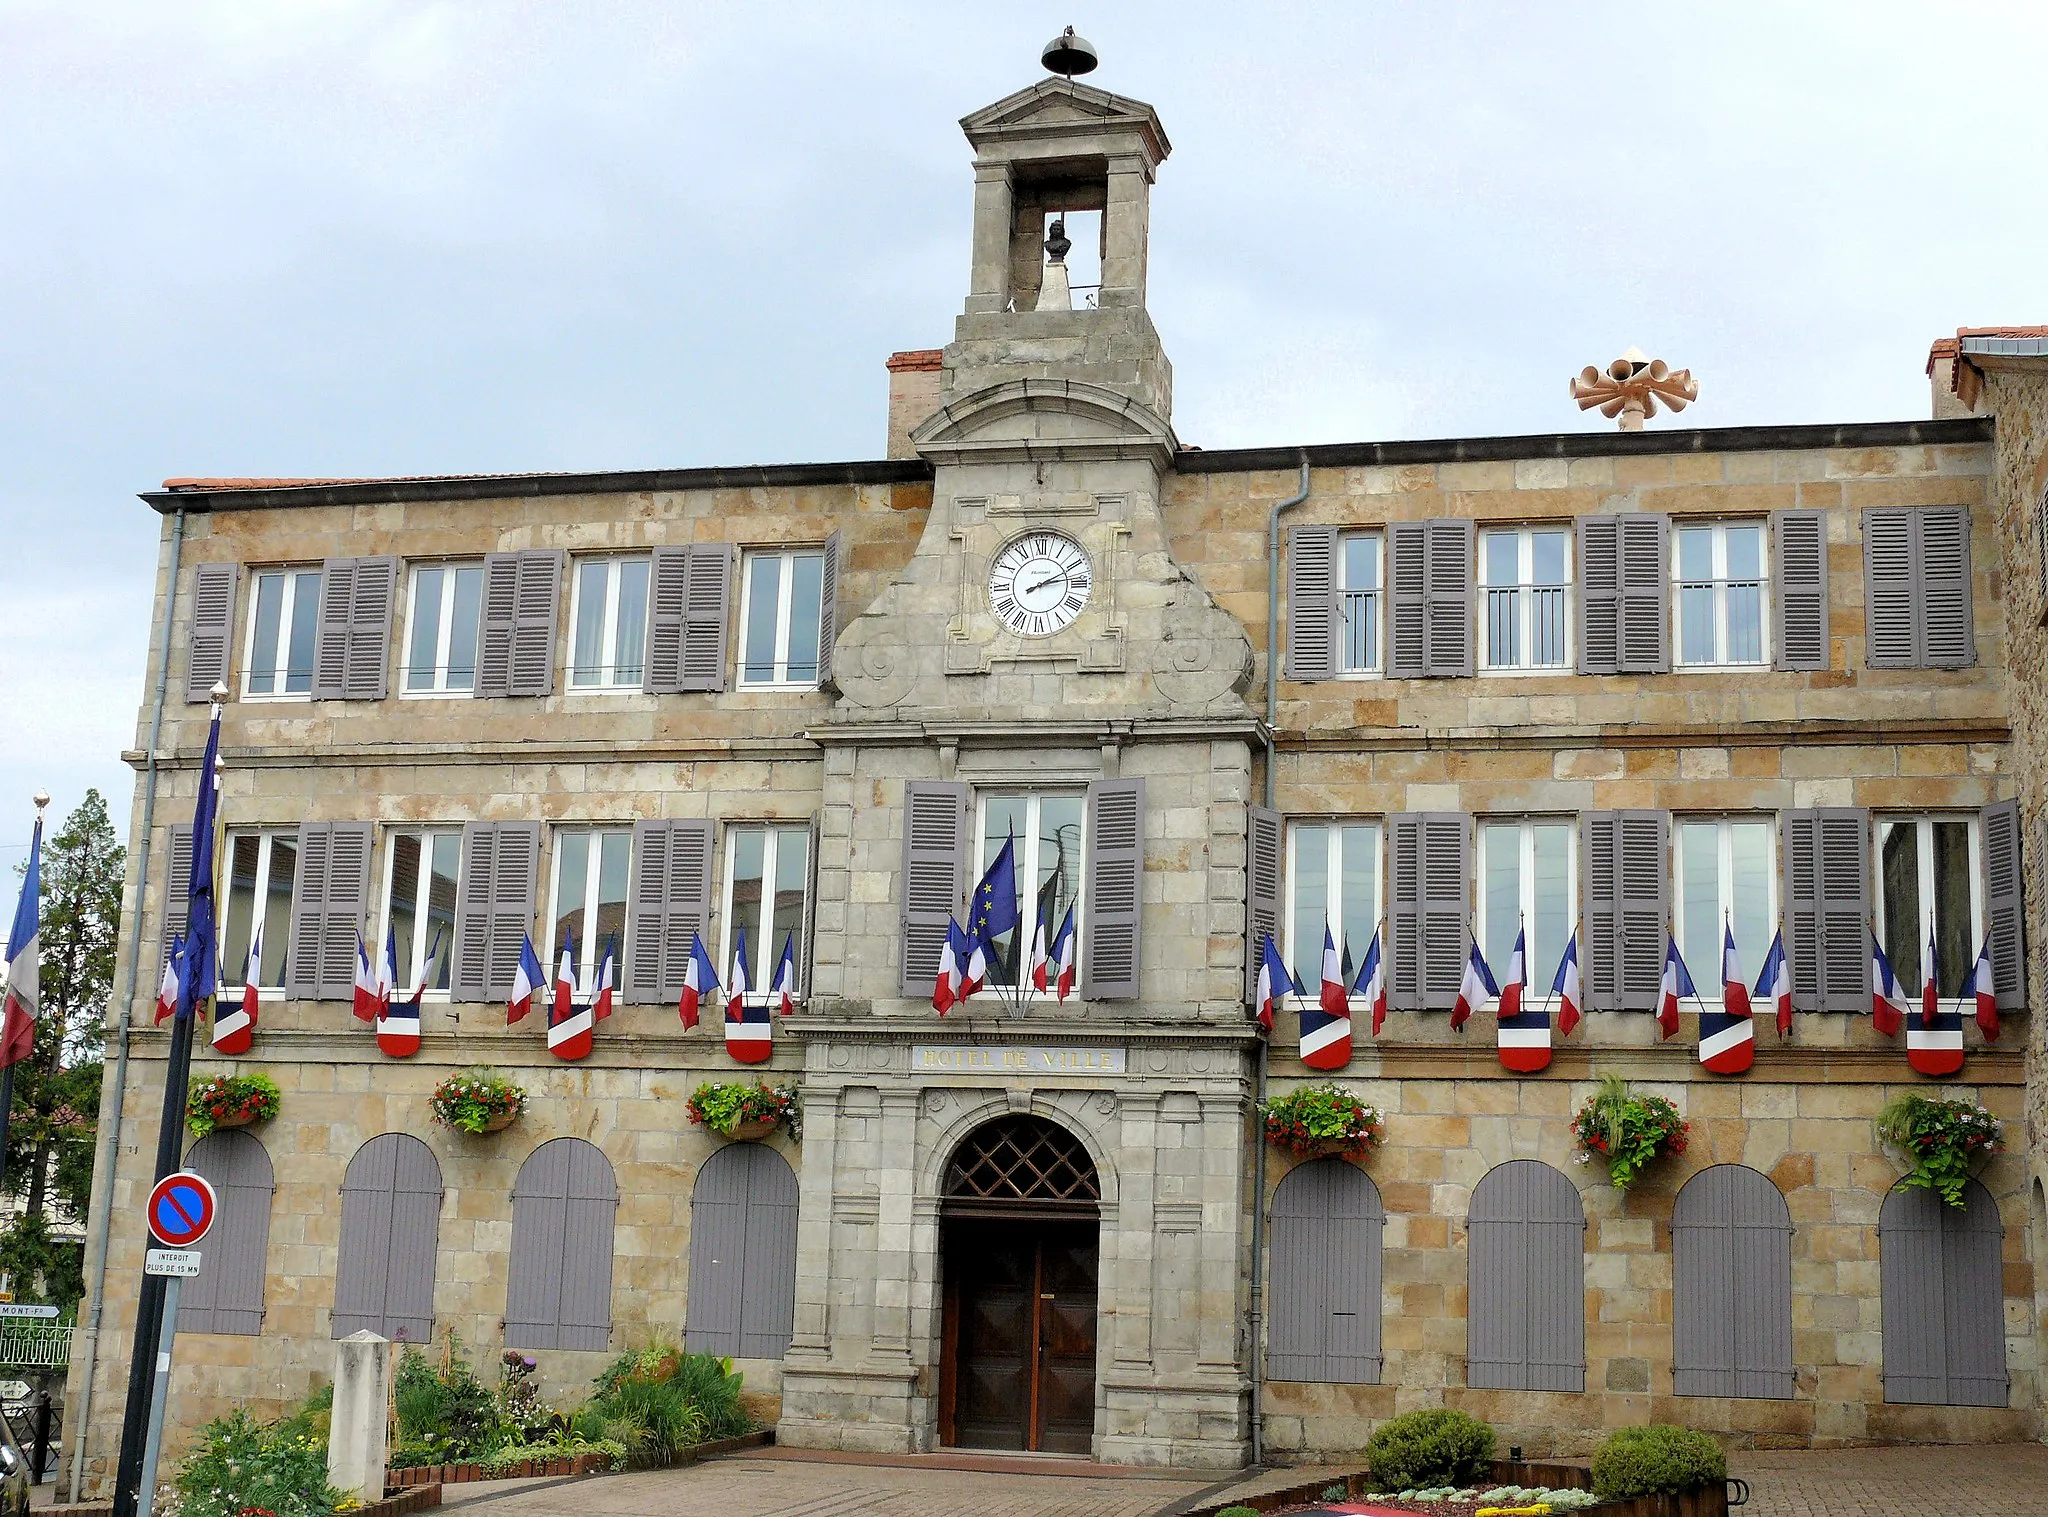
[2,1,2043,861]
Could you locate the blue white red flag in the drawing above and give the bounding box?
[1254,932,1290,1033]
[1907,925,1962,1076]
[1050,905,1077,1002]
[548,930,594,1061]
[1298,923,1352,1070]
[679,931,718,1029]
[1754,929,1791,1037]
[1495,927,1550,1073]
[1351,925,1386,1036]
[1966,934,1998,1042]
[725,929,770,1063]
[1871,935,1907,1036]
[772,932,798,1017]
[591,936,615,1022]
[1552,929,1583,1037]
[1656,932,1694,1040]
[1451,938,1496,1032]
[352,928,380,1023]
[0,810,41,1068]
[211,922,259,1056]
[156,935,184,1027]
[508,933,546,1024]
[1698,922,1755,1074]
[1028,910,1052,993]
[376,925,423,1058]
[933,920,962,1014]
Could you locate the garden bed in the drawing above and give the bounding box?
[1188,1460,1731,1517]
[387,1428,771,1486]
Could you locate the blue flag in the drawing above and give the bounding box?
[967,832,1020,951]
[178,706,224,1020]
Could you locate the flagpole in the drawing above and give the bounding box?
[0,793,49,1202]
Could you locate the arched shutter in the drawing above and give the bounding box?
[1467,1160,1584,1391]
[333,1133,443,1342]
[1266,1158,1383,1384]
[178,1130,273,1335]
[1881,1179,2009,1406]
[1673,1165,1794,1398]
[507,1138,618,1351]
[686,1143,799,1359]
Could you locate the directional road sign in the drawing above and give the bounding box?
[146,1172,217,1250]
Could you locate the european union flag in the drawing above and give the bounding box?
[969,832,1020,952]
[178,705,223,1019]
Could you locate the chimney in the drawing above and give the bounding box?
[886,349,944,458]
[1926,337,1980,418]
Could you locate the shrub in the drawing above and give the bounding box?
[429,1067,526,1134]
[174,1405,344,1517]
[1875,1092,2001,1207]
[1365,1408,1495,1491]
[1260,1084,1384,1160]
[582,1340,751,1461]
[391,1335,511,1462]
[1216,1508,1261,1517]
[1572,1075,1688,1190]
[1591,1425,1728,1500]
[186,1072,281,1138]
[685,1081,801,1140]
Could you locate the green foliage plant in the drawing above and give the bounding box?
[1215,1508,1261,1517]
[584,1340,752,1461]
[684,1081,800,1140]
[1260,1083,1384,1161]
[428,1067,527,1135]
[1875,1092,2001,1208]
[388,1334,509,1464]
[185,1071,281,1139]
[1591,1425,1727,1500]
[478,1438,627,1475]
[174,1404,345,1517]
[1572,1075,1688,1190]
[1364,1407,1496,1491]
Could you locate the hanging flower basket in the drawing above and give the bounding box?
[686,1081,801,1141]
[430,1067,527,1136]
[1260,1084,1384,1161]
[187,1072,281,1139]
[1572,1075,1688,1190]
[1876,1092,2002,1208]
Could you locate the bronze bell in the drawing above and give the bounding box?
[1040,26,1098,77]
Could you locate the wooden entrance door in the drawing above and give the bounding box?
[942,1218,1099,1453]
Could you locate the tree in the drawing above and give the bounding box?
[1,789,121,1305]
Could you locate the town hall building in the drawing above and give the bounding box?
[61,52,2048,1496]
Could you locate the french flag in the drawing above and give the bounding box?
[1451,939,1496,1032]
[1253,932,1291,1033]
[1871,936,1907,1036]
[679,931,718,1029]
[1656,933,1694,1040]
[507,933,546,1025]
[1755,929,1792,1037]
[933,918,963,1014]
[1298,924,1352,1070]
[1050,906,1077,1003]
[376,928,433,1059]
[1552,929,1583,1037]
[725,929,770,1063]
[1698,922,1755,1074]
[1966,934,1998,1042]
[547,930,594,1062]
[1907,927,1963,1076]
[155,935,183,1027]
[1,811,41,1070]
[1027,910,1052,993]
[211,923,259,1056]
[1352,925,1387,1037]
[352,928,382,1023]
[1495,928,1549,1073]
[772,932,798,1016]
[590,936,616,1022]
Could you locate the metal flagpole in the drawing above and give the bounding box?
[132,1276,182,1517]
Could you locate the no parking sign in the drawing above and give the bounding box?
[146,1172,216,1250]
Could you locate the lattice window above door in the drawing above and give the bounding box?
[943,1116,1100,1215]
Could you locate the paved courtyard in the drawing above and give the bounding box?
[450,1442,2048,1516]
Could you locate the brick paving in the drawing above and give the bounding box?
[1731,1444,2048,1517]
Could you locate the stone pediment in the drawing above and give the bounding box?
[960,79,1170,166]
[911,378,1176,470]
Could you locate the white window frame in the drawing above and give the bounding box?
[222,826,297,992]
[378,826,463,998]
[968,791,1087,999]
[1673,521,1770,670]
[545,826,634,992]
[1672,817,1778,987]
[566,554,651,691]
[1474,817,1576,1005]
[240,565,322,702]
[736,547,829,690]
[400,561,484,697]
[1282,819,1383,1006]
[1478,526,1572,673]
[1336,531,1384,677]
[718,822,811,1006]
[1873,814,1984,988]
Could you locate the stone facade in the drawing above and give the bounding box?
[58,70,2048,1500]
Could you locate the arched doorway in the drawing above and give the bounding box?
[938,1115,1100,1454]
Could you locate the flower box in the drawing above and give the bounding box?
[430,1067,528,1135]
[1572,1076,1688,1191]
[186,1072,282,1138]
[723,1116,779,1142]
[1260,1084,1384,1162]
[686,1081,801,1141]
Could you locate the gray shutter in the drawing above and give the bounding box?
[1783,808,1869,1013]
[1863,508,1917,667]
[178,1130,273,1335]
[1083,777,1145,999]
[1390,813,1467,1011]
[510,549,563,696]
[312,557,397,700]
[1386,521,1427,679]
[1619,513,1670,673]
[1266,1158,1383,1384]
[1285,525,1337,681]
[1982,799,2023,1010]
[681,545,734,694]
[817,531,841,688]
[1771,509,1830,671]
[332,1134,442,1343]
[165,823,194,966]
[311,558,357,701]
[1467,1160,1585,1392]
[452,822,539,1003]
[288,822,371,1001]
[1577,516,1621,675]
[1388,815,1421,1010]
[801,809,822,999]
[643,546,691,694]
[286,824,328,1001]
[1246,806,1283,1002]
[186,563,238,701]
[687,1143,799,1359]
[1425,519,1474,677]
[476,553,519,697]
[737,1147,800,1357]
[626,819,714,1003]
[899,781,968,996]
[1581,811,1668,1013]
[507,1139,616,1351]
[1881,1180,2009,1406]
[1673,1165,1794,1399]
[1920,506,1974,667]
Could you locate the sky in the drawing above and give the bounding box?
[2,0,2044,864]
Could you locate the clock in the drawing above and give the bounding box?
[988,531,1093,637]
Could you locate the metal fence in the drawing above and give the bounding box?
[0,1327,70,1368]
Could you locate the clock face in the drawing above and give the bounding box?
[988,532,1093,637]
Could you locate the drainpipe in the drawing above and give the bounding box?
[69,508,184,1502]
[1248,452,1309,1469]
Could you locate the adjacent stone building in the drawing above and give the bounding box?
[61,65,2048,1496]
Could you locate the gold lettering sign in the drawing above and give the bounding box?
[911,1045,1128,1076]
